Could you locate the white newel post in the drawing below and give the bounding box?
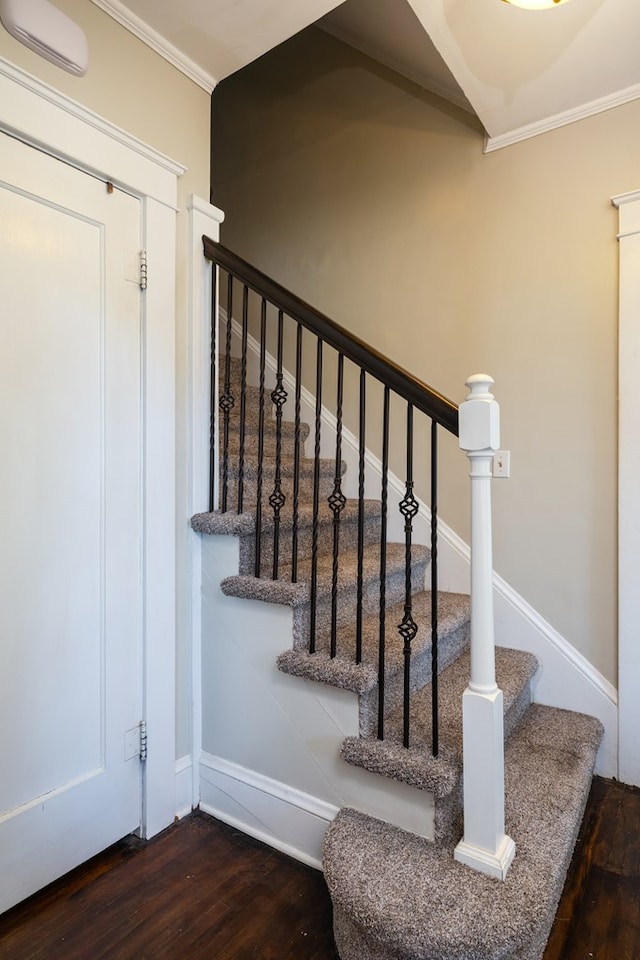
[454,375,516,881]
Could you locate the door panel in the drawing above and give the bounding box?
[0,133,143,912]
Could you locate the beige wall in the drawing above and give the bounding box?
[211,27,629,686]
[0,0,211,758]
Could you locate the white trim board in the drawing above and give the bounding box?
[175,756,194,820]
[612,189,640,786]
[188,196,225,815]
[199,753,338,870]
[0,54,179,838]
[219,311,617,777]
[0,60,184,208]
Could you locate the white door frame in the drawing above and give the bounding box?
[613,189,640,787]
[0,57,183,838]
[186,195,225,811]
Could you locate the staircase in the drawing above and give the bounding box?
[192,241,603,960]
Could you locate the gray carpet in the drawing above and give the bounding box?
[324,706,603,960]
[193,353,603,960]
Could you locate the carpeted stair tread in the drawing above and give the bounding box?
[193,500,383,577]
[385,646,538,752]
[191,498,382,538]
[339,648,539,794]
[220,542,430,607]
[323,704,604,960]
[276,590,470,696]
[191,509,255,537]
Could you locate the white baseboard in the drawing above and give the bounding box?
[199,752,338,870]
[175,755,194,820]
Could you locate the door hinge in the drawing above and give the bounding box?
[139,720,148,762]
[139,250,148,291]
[125,721,148,761]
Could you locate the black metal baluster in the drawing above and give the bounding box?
[329,354,346,658]
[291,323,303,583]
[237,284,249,514]
[377,386,390,740]
[356,369,366,664]
[398,404,419,748]
[219,274,234,513]
[431,420,439,757]
[269,310,287,579]
[309,339,323,654]
[254,299,267,578]
[208,263,218,513]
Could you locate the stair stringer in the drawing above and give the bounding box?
[199,533,438,868]
[222,312,617,778]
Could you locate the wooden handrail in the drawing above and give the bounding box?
[203,236,459,436]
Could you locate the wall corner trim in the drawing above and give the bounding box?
[175,756,194,820]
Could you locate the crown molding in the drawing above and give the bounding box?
[89,0,217,94]
[484,81,640,152]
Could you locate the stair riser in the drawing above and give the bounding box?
[219,472,337,511]
[358,620,470,738]
[222,407,309,439]
[219,385,298,429]
[237,514,382,575]
[291,559,429,650]
[223,429,307,462]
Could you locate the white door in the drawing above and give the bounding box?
[0,132,144,911]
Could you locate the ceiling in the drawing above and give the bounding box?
[91,0,640,149]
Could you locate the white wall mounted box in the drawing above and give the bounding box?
[0,0,88,75]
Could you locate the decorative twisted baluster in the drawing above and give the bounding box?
[329,354,347,658]
[398,403,419,748]
[219,275,234,513]
[269,311,288,579]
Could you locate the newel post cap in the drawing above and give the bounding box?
[459,374,500,453]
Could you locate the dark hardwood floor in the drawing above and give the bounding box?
[0,777,637,959]
[543,777,640,960]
